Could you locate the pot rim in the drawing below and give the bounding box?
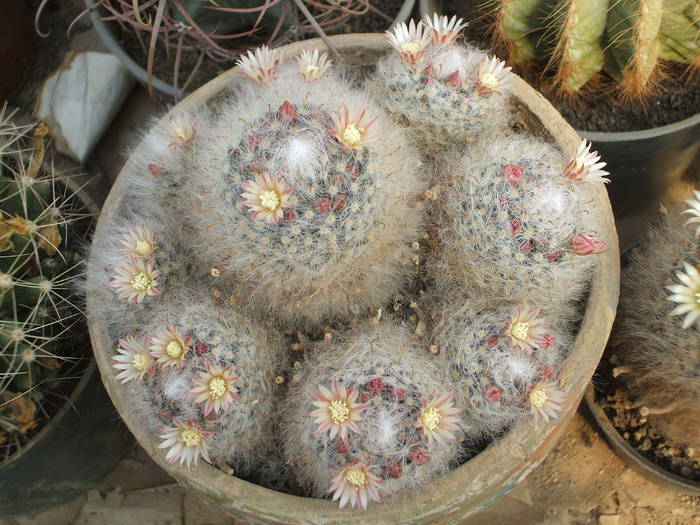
[584,385,700,495]
[85,0,417,99]
[86,34,620,523]
[579,111,700,142]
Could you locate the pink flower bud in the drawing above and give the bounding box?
[503,164,524,186]
[486,386,501,402]
[572,234,607,255]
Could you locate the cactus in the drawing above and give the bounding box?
[430,299,570,439]
[173,48,427,330]
[429,133,608,312]
[113,289,288,472]
[281,322,464,508]
[0,111,84,453]
[484,0,700,98]
[611,198,700,448]
[372,16,515,148]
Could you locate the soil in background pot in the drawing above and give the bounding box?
[593,353,700,483]
[116,0,405,92]
[441,2,700,132]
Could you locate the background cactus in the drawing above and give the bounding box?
[610,201,700,449]
[178,50,427,330]
[430,299,571,440]
[372,17,515,147]
[0,110,85,455]
[282,322,464,508]
[484,0,700,98]
[429,132,607,312]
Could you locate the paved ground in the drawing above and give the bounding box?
[4,406,699,524]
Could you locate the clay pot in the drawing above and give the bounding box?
[86,34,620,523]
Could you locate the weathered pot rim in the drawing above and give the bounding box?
[87,33,620,523]
[580,111,700,143]
[85,0,416,100]
[1,182,99,469]
[584,385,700,495]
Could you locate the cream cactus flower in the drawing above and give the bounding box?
[563,139,609,184]
[236,45,280,85]
[327,460,382,510]
[667,262,700,329]
[386,20,431,65]
[158,418,212,468]
[415,391,462,444]
[310,378,369,441]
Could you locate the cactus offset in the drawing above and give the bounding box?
[177,51,427,330]
[372,17,514,148]
[282,323,464,508]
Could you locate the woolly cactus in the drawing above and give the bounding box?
[485,0,700,97]
[611,197,700,448]
[430,133,608,311]
[112,290,287,472]
[172,47,427,329]
[430,299,570,438]
[282,323,464,509]
[0,113,83,451]
[372,16,514,147]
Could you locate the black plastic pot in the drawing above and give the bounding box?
[86,0,417,100]
[583,113,700,243]
[584,386,700,495]
[0,362,133,515]
[0,0,35,100]
[0,185,133,517]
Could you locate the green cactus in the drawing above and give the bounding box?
[486,0,699,97]
[0,113,82,449]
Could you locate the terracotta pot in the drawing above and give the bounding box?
[86,34,620,524]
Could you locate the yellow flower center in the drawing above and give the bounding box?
[421,406,442,431]
[341,123,364,149]
[208,376,228,399]
[130,272,152,292]
[131,353,151,372]
[530,387,547,408]
[400,41,423,55]
[510,321,530,342]
[695,291,700,306]
[344,467,367,488]
[304,64,320,77]
[480,72,499,90]
[135,240,153,257]
[259,189,281,211]
[328,398,351,425]
[180,427,203,447]
[166,340,184,359]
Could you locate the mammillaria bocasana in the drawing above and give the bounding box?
[282,323,464,508]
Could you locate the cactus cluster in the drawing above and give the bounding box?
[0,111,84,455]
[611,197,700,449]
[87,16,612,511]
[483,0,700,98]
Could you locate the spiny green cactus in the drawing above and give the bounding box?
[0,111,82,450]
[487,0,700,97]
